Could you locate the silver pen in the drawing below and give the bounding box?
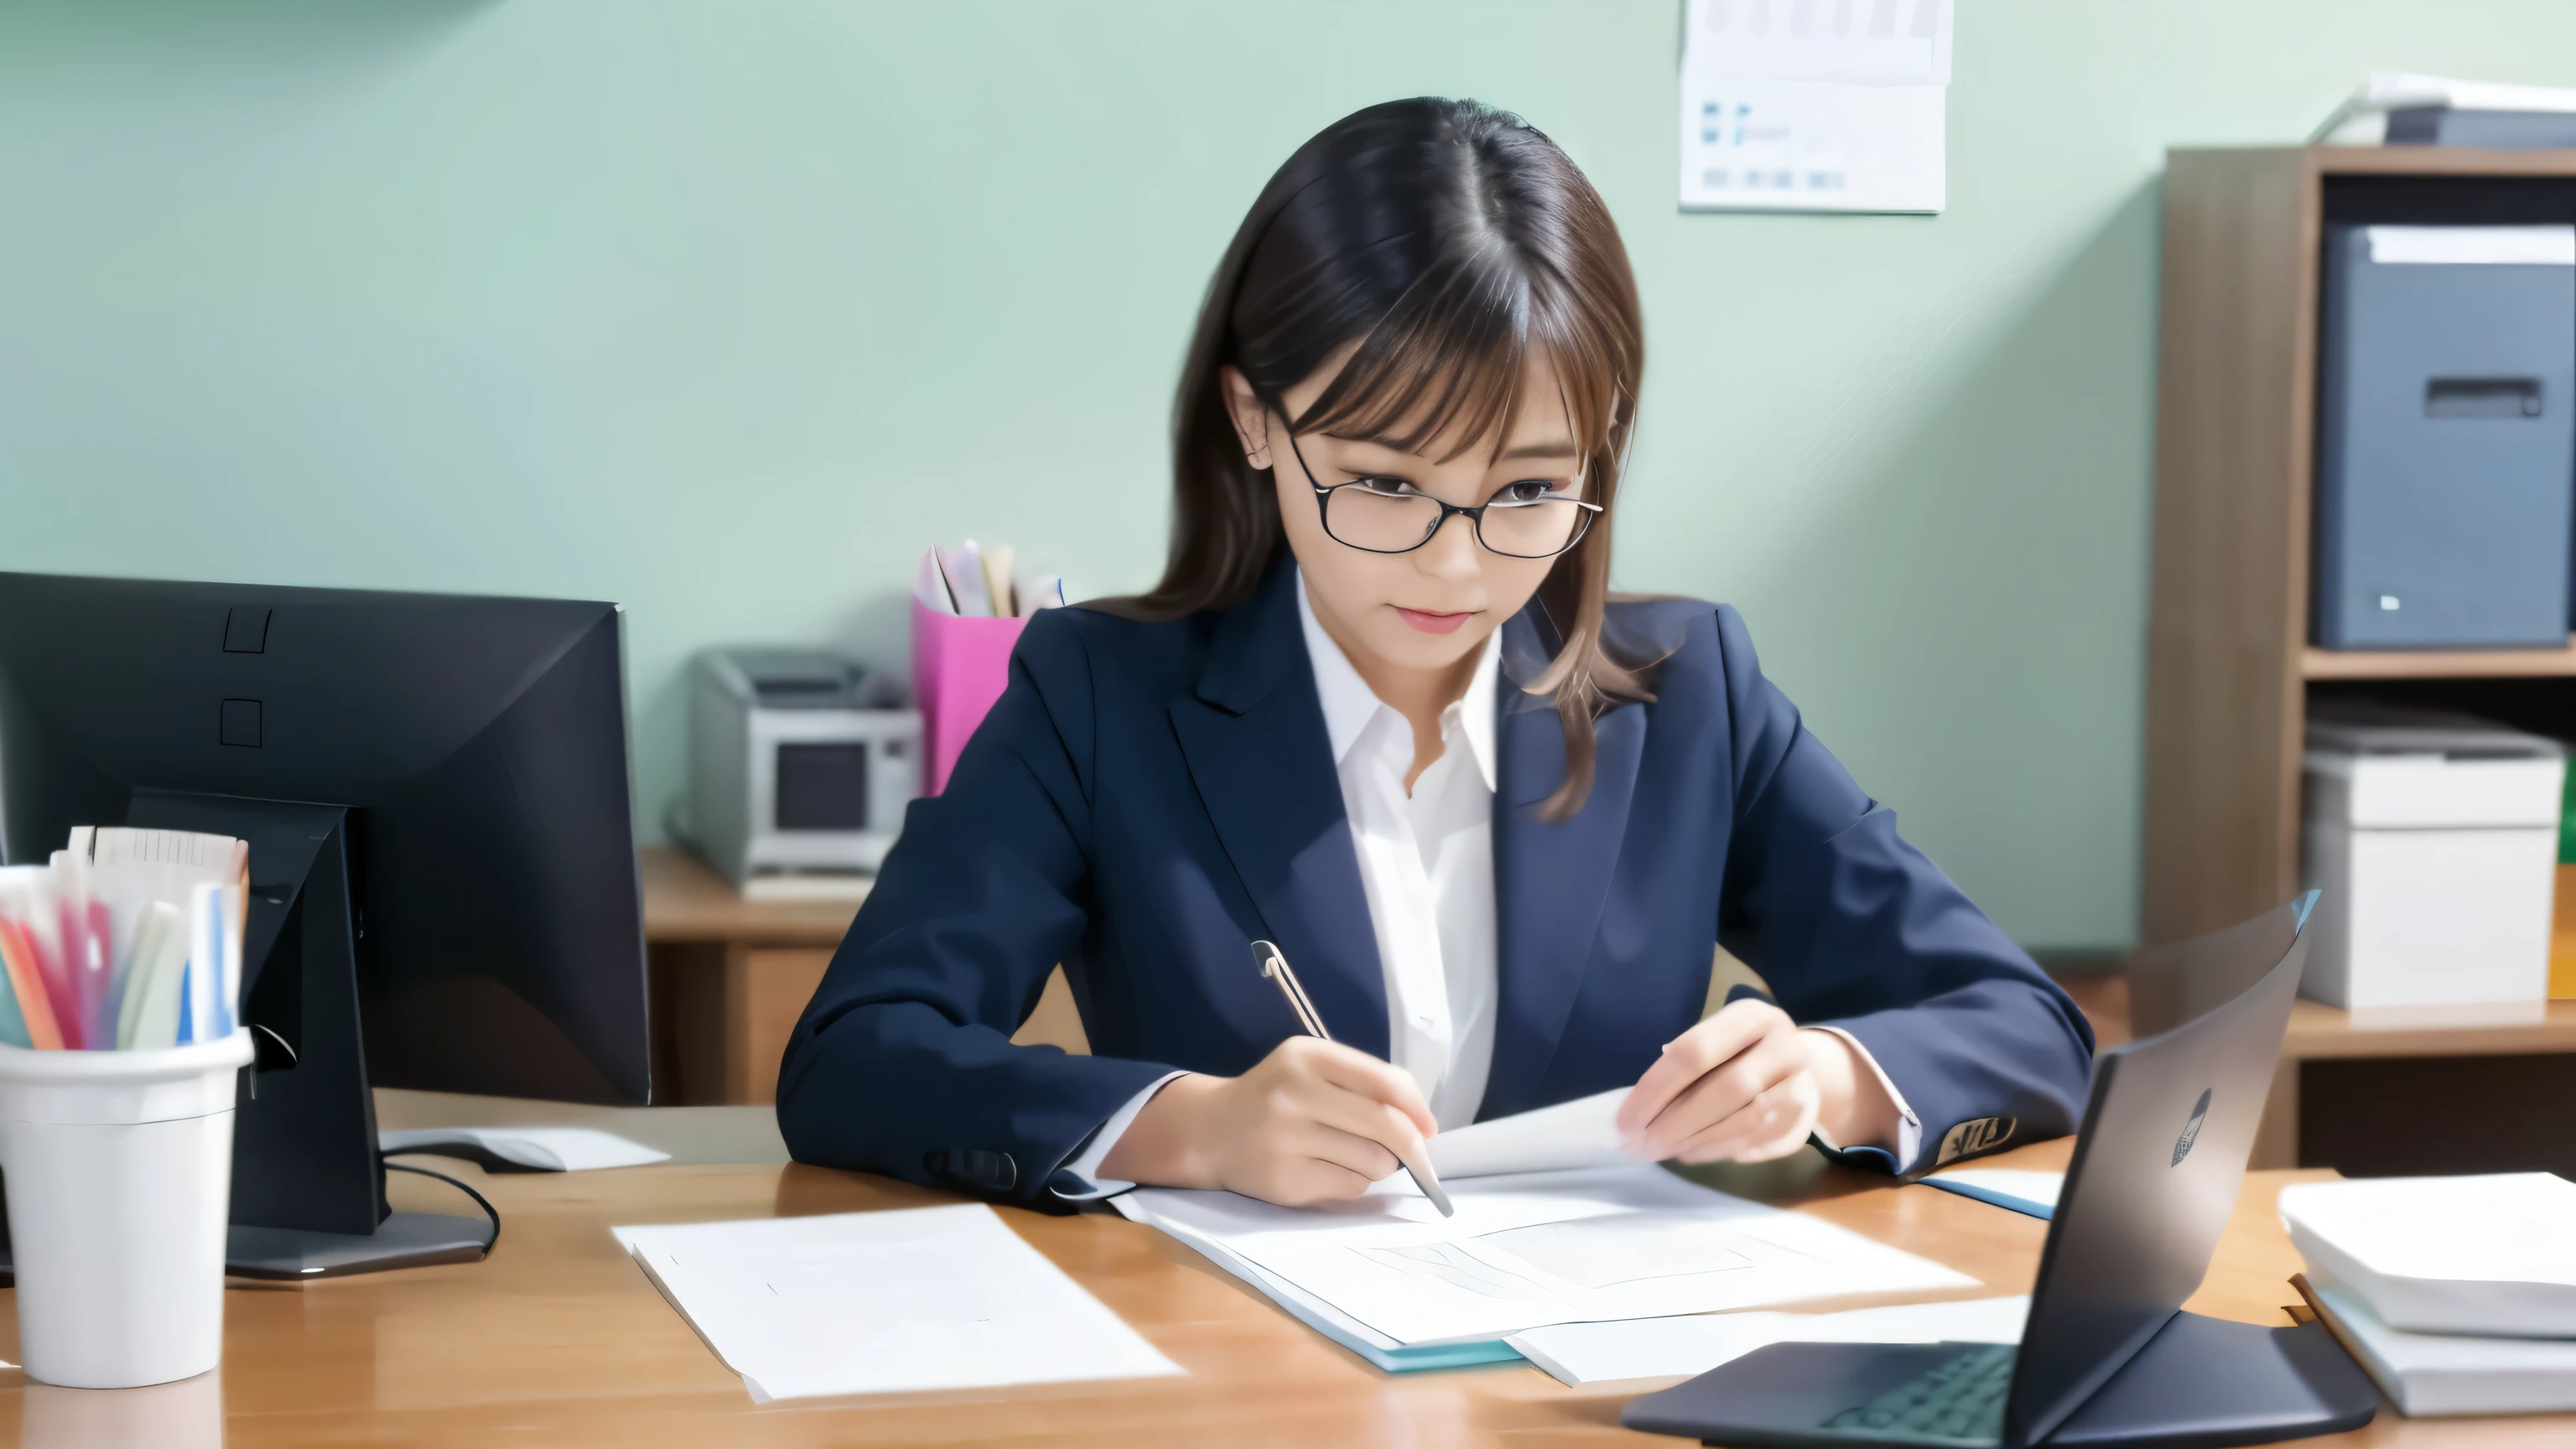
[1249,939,1454,1218]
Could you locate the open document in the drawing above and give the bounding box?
[616,1205,1182,1402]
[1427,1088,1629,1178]
[1116,1164,1975,1368]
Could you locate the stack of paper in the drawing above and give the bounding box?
[2307,1277,2576,1417]
[616,1205,1182,1402]
[2281,1174,2576,1337]
[2284,1175,2576,1417]
[1115,1164,1977,1373]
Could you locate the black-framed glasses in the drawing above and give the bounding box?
[1280,430,1601,559]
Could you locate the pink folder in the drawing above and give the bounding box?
[911,599,1029,796]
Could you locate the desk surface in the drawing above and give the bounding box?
[0,1140,2556,1447]
[639,846,860,947]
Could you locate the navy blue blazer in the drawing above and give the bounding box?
[776,561,2094,1210]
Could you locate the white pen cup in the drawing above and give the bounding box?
[0,1031,253,1389]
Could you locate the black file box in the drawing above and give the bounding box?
[2314,223,2576,649]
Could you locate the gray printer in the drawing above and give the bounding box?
[2314,223,2576,649]
[680,648,921,893]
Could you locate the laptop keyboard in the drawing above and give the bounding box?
[1820,1343,2014,1442]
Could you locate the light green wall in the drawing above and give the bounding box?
[8,1,2576,951]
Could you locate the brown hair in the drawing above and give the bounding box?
[1113,97,1648,818]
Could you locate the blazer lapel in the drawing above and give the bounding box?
[1166,564,1390,1059]
[1483,605,1645,1119]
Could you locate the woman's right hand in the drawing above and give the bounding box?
[1097,1037,1437,1206]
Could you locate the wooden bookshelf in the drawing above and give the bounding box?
[2143,145,2576,944]
[2146,148,2576,1176]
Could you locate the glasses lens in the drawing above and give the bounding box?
[1322,488,1444,553]
[1477,499,1588,558]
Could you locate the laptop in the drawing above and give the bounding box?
[1623,895,2378,1448]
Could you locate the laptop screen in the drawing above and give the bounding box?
[2003,904,2311,1445]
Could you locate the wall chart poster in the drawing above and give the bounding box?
[1680,0,1953,214]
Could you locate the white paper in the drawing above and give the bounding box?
[1926,1169,2064,1210]
[1112,1210,1409,1356]
[2312,1277,2576,1417]
[1429,1089,1633,1179]
[940,541,995,618]
[380,1126,672,1172]
[1120,1165,1975,1348]
[2282,1174,2576,1338]
[912,549,958,614]
[2366,226,2576,267]
[615,1205,1182,1402]
[2355,72,2576,116]
[1510,1294,2028,1386]
[1680,0,1952,214]
[2281,1175,2576,1289]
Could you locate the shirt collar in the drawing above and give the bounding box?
[1295,568,1499,792]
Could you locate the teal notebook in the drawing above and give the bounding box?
[1922,1177,2054,1221]
[1111,1198,1522,1372]
[1233,1252,1522,1372]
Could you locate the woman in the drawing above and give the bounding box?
[777,98,2092,1211]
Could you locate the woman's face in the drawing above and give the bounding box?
[1223,352,1587,681]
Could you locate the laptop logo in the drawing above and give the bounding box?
[2172,1088,2211,1166]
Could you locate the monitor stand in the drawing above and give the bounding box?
[122,791,494,1279]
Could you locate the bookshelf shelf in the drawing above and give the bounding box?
[2301,637,2576,680]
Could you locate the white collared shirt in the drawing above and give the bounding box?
[1295,571,1501,1130]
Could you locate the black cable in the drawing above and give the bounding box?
[381,1156,502,1256]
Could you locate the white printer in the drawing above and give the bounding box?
[679,648,921,896]
[2301,704,2564,1009]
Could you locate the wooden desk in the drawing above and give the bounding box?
[0,1140,2556,1446]
[640,848,1087,1106]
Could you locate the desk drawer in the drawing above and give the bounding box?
[727,948,836,1106]
[655,948,1093,1106]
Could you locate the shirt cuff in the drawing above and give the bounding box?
[1805,1026,1924,1174]
[1047,1071,1191,1201]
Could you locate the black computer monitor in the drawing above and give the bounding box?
[0,571,649,1275]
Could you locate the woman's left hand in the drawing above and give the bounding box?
[1613,999,1867,1164]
